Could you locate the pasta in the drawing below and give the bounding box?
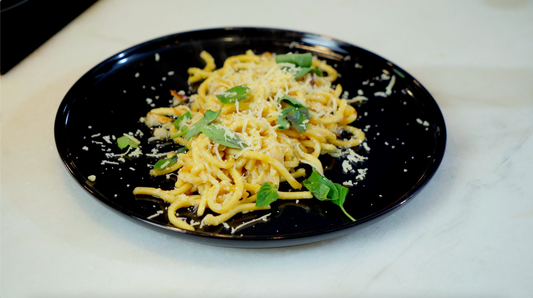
[133,50,366,231]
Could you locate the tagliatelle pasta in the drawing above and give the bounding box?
[133,50,365,231]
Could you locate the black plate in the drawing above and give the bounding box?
[55,27,446,248]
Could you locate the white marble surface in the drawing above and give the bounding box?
[2,0,533,297]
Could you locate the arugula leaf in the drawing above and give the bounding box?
[216,85,250,103]
[255,182,279,207]
[293,67,323,79]
[171,111,192,138]
[154,155,178,170]
[277,106,311,132]
[303,170,355,221]
[199,124,247,149]
[117,135,139,150]
[276,53,312,67]
[184,109,221,139]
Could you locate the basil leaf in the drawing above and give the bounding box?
[294,67,323,79]
[176,147,188,154]
[303,178,330,201]
[303,169,338,201]
[199,124,247,149]
[303,170,355,221]
[170,131,185,139]
[153,147,187,169]
[216,85,250,103]
[277,108,292,130]
[117,135,139,150]
[255,182,279,207]
[277,96,310,131]
[277,106,311,132]
[184,109,221,139]
[276,53,312,67]
[171,111,192,138]
[174,111,192,129]
[286,107,311,132]
[154,155,178,170]
[331,183,355,221]
[280,95,305,109]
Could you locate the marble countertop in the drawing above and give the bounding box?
[2,1,532,297]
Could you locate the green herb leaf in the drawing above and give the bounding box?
[331,183,355,221]
[303,178,330,201]
[176,147,188,154]
[277,96,311,131]
[277,106,311,132]
[154,155,178,170]
[280,95,305,108]
[303,169,338,201]
[216,85,250,103]
[303,170,355,221]
[174,111,192,129]
[153,147,188,170]
[171,111,192,138]
[170,132,184,139]
[255,182,279,207]
[277,108,292,130]
[286,107,311,132]
[276,53,312,67]
[117,135,139,150]
[199,124,247,149]
[184,109,221,139]
[293,67,323,79]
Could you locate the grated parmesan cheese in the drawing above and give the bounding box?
[343,180,353,187]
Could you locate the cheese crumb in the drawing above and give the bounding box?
[341,160,353,174]
[129,147,143,158]
[356,168,368,180]
[88,175,96,181]
[374,91,387,97]
[362,142,371,152]
[147,210,164,219]
[343,180,354,187]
